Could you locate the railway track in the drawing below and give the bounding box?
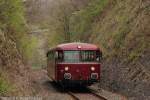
[67,92,80,100]
[50,78,106,100]
[66,88,107,100]
[88,88,107,100]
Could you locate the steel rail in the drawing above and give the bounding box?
[67,91,80,100]
[49,78,107,100]
[66,88,107,100]
[87,88,107,100]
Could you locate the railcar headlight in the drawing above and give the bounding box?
[91,66,95,71]
[65,66,69,71]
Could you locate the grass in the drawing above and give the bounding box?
[0,73,11,95]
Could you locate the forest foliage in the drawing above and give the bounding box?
[0,0,25,38]
[0,0,37,62]
[0,0,37,94]
[70,0,108,41]
[38,0,109,46]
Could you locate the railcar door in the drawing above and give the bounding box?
[55,50,63,81]
[47,51,55,80]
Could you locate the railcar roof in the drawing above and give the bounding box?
[54,42,100,50]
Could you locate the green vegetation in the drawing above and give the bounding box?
[0,74,11,95]
[43,0,109,47]
[70,0,109,41]
[20,36,38,62]
[0,0,37,63]
[0,0,25,37]
[0,0,38,95]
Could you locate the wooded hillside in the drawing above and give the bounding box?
[0,0,33,95]
[0,0,149,99]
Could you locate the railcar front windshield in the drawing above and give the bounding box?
[63,50,101,63]
[64,51,80,63]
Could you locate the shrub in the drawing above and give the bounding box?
[0,74,11,95]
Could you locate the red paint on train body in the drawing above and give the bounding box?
[47,43,102,86]
[55,43,100,51]
[56,63,100,81]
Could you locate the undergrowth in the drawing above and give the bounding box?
[19,36,38,62]
[0,73,11,95]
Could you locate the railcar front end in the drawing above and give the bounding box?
[56,50,101,86]
[47,43,102,86]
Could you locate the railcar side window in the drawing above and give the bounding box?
[96,51,102,62]
[55,51,58,59]
[55,51,63,62]
[47,51,54,60]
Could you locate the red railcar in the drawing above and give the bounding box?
[47,43,102,86]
